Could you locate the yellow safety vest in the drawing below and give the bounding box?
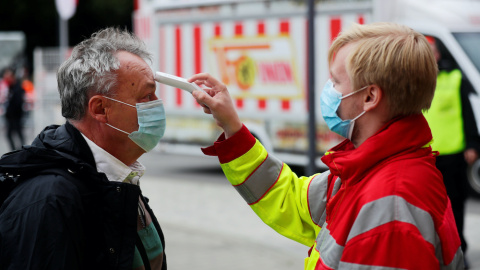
[424,69,465,155]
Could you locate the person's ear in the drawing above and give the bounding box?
[363,84,383,112]
[88,95,108,123]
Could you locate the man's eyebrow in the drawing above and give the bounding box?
[146,81,156,90]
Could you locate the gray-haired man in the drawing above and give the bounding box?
[0,28,167,270]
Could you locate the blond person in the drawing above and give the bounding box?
[189,23,463,269]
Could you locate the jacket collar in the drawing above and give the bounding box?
[0,121,97,175]
[321,114,433,185]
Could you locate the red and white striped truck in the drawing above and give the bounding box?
[133,0,480,195]
[133,0,372,167]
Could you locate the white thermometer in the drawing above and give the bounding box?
[154,71,205,94]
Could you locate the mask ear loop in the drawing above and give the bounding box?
[103,96,136,108]
[105,123,130,135]
[102,96,136,135]
[339,85,368,100]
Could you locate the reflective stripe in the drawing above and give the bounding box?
[233,154,283,204]
[443,247,464,270]
[316,222,344,269]
[338,261,405,270]
[336,246,464,270]
[347,195,436,246]
[307,172,330,225]
[315,196,457,269]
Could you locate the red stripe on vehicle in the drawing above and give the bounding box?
[280,20,291,111]
[358,15,365,25]
[257,21,265,35]
[194,25,202,107]
[175,25,182,106]
[280,19,289,34]
[236,98,244,108]
[330,17,341,43]
[257,21,266,110]
[258,99,266,110]
[235,22,243,108]
[215,23,221,37]
[235,22,243,36]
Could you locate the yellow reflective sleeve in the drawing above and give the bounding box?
[220,140,267,185]
[250,166,320,246]
[221,140,320,247]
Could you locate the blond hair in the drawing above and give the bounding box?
[328,22,437,117]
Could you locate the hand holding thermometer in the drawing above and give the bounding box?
[154,71,205,94]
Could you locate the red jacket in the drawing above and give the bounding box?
[318,114,462,269]
[203,114,463,269]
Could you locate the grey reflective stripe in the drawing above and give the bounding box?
[233,154,283,204]
[316,222,344,269]
[347,195,436,246]
[337,246,464,270]
[442,247,464,270]
[331,176,342,197]
[307,172,330,225]
[338,261,406,270]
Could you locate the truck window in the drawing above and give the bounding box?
[453,32,480,74]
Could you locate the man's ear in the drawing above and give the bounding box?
[88,95,108,123]
[363,84,383,112]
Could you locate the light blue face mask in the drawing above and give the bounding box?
[104,96,166,152]
[320,79,367,140]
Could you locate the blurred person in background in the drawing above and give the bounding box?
[20,65,35,113]
[1,67,25,151]
[0,28,167,270]
[190,22,463,269]
[424,36,480,268]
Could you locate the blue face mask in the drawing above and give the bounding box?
[320,79,367,140]
[104,96,166,152]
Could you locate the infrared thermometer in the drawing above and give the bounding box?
[154,71,205,94]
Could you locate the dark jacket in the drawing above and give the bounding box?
[0,122,166,270]
[4,81,25,119]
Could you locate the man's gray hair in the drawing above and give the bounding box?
[57,27,152,120]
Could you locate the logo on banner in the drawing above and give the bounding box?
[208,35,303,99]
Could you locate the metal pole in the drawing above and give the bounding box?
[59,17,68,61]
[306,0,317,176]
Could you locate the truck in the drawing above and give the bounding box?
[132,0,480,195]
[0,31,26,72]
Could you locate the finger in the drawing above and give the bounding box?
[203,88,215,96]
[188,73,211,83]
[192,90,214,108]
[203,106,212,114]
[189,73,223,88]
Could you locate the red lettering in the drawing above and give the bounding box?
[259,62,294,83]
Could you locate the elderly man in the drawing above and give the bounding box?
[0,28,166,269]
[190,23,463,269]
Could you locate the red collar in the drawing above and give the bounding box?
[321,114,433,185]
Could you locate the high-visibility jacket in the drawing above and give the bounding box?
[424,69,465,155]
[203,114,463,269]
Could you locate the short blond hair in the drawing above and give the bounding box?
[328,22,437,117]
